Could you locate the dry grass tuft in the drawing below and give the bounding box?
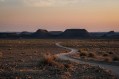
[40,53,65,69]
[80,51,88,57]
[103,53,109,57]
[104,57,112,62]
[88,52,96,58]
[108,52,113,54]
[41,53,56,65]
[113,56,119,61]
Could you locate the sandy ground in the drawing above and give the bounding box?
[56,42,119,78]
[0,39,117,79]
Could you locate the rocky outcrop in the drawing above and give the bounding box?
[32,29,51,38]
[1,29,118,39]
[102,31,119,38]
[60,29,90,38]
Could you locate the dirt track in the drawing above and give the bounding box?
[56,42,119,78]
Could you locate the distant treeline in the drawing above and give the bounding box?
[0,29,119,39]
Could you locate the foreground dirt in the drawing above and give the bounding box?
[56,42,119,79]
[0,39,117,79]
[61,39,119,63]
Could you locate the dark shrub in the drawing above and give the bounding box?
[103,53,109,57]
[88,53,96,58]
[108,52,113,54]
[80,52,87,57]
[113,56,119,61]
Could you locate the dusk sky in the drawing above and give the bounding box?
[0,0,119,32]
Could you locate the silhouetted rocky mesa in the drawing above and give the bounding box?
[60,29,90,38]
[102,31,119,38]
[30,29,90,38]
[31,29,51,38]
[0,29,119,39]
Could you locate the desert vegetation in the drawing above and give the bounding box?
[0,39,118,79]
[61,39,119,63]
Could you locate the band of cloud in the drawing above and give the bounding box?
[0,0,118,7]
[0,0,86,7]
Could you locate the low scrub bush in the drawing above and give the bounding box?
[108,52,113,54]
[103,53,109,57]
[80,51,88,57]
[39,53,56,66]
[113,56,119,61]
[40,53,65,69]
[88,52,96,58]
[104,57,112,62]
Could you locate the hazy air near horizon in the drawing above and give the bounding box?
[0,0,119,32]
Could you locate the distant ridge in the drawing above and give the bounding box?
[0,29,119,39]
[101,31,119,38]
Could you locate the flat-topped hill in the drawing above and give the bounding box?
[61,29,90,38]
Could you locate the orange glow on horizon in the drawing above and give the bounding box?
[0,0,119,32]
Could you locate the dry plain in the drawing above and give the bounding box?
[0,39,118,79]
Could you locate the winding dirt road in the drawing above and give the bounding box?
[56,42,119,78]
